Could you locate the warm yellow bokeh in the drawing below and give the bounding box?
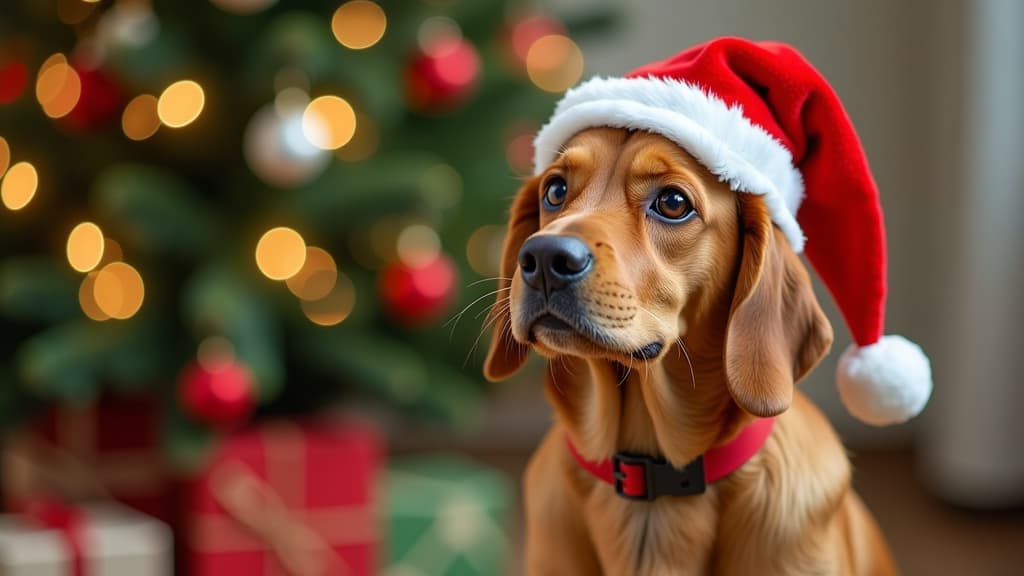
[526,35,584,93]
[78,272,109,321]
[301,273,356,326]
[255,227,307,280]
[1,161,38,210]
[396,224,441,267]
[466,224,505,277]
[286,246,338,301]
[66,222,106,273]
[122,94,161,140]
[158,80,205,128]
[302,95,357,150]
[0,137,10,179]
[93,261,145,320]
[36,54,81,118]
[332,1,387,50]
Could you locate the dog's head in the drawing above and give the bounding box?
[484,127,832,419]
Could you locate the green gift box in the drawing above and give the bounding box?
[384,455,512,576]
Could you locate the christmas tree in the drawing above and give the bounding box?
[0,0,615,468]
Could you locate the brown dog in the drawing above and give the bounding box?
[484,128,898,575]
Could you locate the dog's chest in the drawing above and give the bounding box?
[584,486,721,575]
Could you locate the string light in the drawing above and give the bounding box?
[122,94,161,140]
[255,226,307,280]
[78,272,109,321]
[1,161,38,211]
[466,225,505,277]
[66,222,105,273]
[286,246,338,301]
[332,1,387,50]
[36,54,81,118]
[0,137,9,178]
[93,261,145,320]
[526,35,584,93]
[157,80,205,128]
[301,272,356,326]
[302,95,357,150]
[396,224,441,267]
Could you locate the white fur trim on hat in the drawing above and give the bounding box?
[837,335,932,426]
[533,76,807,252]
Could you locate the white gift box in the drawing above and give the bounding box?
[0,503,171,576]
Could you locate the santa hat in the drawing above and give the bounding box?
[532,37,931,426]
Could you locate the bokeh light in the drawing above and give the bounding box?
[36,54,81,118]
[197,336,235,370]
[302,95,357,150]
[510,16,565,64]
[1,161,38,211]
[332,1,387,50]
[99,237,123,265]
[66,222,105,273]
[93,261,145,320]
[526,34,584,93]
[369,217,406,263]
[417,16,461,54]
[122,94,161,140]
[0,137,9,178]
[157,80,205,128]
[78,272,109,321]
[466,225,506,277]
[336,112,379,162]
[255,227,307,280]
[286,246,338,301]
[396,224,441,267]
[301,272,356,326]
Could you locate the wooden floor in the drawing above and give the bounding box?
[462,448,1024,575]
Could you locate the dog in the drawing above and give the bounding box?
[483,127,898,575]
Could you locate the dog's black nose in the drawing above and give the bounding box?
[518,235,593,293]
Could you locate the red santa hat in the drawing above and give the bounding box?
[532,37,931,426]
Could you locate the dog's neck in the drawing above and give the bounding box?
[546,336,746,470]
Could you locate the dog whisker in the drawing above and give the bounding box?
[676,335,697,389]
[445,287,511,338]
[465,276,513,288]
[463,300,511,366]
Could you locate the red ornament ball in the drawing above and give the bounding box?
[179,359,256,428]
[0,60,28,104]
[63,64,123,132]
[404,37,481,112]
[379,253,459,326]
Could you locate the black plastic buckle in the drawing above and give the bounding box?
[612,452,707,501]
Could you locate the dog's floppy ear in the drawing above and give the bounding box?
[724,194,833,416]
[483,176,541,382]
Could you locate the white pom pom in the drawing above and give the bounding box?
[836,335,932,426]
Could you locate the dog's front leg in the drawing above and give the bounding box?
[523,426,602,575]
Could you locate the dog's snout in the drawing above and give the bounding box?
[518,235,593,293]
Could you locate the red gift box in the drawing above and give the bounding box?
[183,419,383,576]
[2,395,169,522]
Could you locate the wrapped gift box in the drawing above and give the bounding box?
[0,502,172,576]
[385,455,512,576]
[2,395,169,523]
[183,419,383,576]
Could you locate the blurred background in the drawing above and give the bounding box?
[0,0,1021,575]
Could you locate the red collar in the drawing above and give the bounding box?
[566,417,775,500]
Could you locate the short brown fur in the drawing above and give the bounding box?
[485,128,897,575]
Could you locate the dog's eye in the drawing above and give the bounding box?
[651,188,695,222]
[542,176,568,210]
